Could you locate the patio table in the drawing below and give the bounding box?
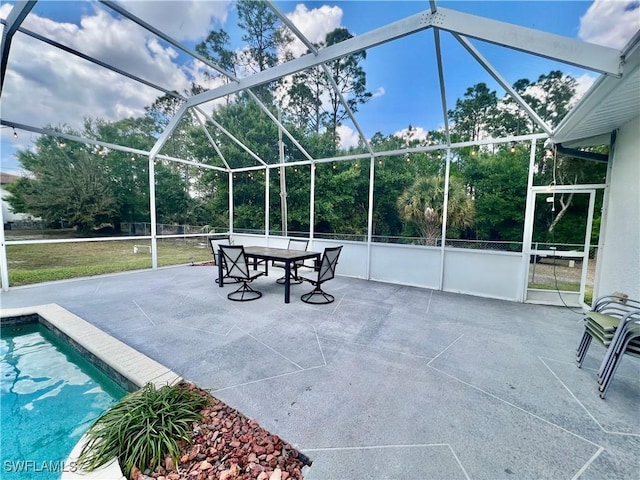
[218,246,320,304]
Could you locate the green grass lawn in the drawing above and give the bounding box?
[529,282,593,305]
[7,239,213,286]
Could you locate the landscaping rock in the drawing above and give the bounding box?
[149,383,311,480]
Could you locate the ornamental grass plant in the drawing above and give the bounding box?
[77,382,210,477]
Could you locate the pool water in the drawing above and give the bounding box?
[1,323,127,479]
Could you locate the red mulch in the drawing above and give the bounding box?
[138,383,311,480]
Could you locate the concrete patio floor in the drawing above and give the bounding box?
[1,265,638,479]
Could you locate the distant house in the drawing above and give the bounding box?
[1,173,39,226]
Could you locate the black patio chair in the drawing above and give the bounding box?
[274,238,309,285]
[219,245,265,301]
[208,236,240,284]
[299,246,342,304]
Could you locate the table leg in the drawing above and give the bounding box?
[218,250,223,287]
[284,260,291,303]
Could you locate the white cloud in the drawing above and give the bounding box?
[337,124,360,149]
[286,4,343,58]
[0,4,227,141]
[371,87,385,99]
[116,0,230,42]
[274,5,345,118]
[394,126,431,142]
[579,0,640,48]
[572,73,597,103]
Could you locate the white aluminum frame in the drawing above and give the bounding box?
[524,185,605,306]
[0,1,628,298]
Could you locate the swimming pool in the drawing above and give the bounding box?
[1,323,127,480]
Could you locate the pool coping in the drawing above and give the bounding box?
[1,303,183,480]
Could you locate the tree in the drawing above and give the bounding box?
[367,130,445,240]
[236,0,292,102]
[495,70,578,137]
[5,132,117,233]
[529,70,577,128]
[145,90,199,161]
[195,29,238,84]
[285,76,324,135]
[448,83,498,141]
[83,117,156,231]
[397,175,475,245]
[153,162,192,224]
[456,147,529,242]
[284,28,371,141]
[323,28,372,142]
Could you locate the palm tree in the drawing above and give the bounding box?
[397,175,475,245]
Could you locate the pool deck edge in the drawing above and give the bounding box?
[1,303,183,389]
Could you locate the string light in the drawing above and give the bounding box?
[510,141,517,153]
[13,128,18,139]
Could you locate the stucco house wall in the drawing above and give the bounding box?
[596,115,640,300]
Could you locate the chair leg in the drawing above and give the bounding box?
[227,281,262,301]
[216,276,242,285]
[276,269,303,285]
[576,331,592,368]
[301,285,335,304]
[598,350,625,399]
[598,333,630,386]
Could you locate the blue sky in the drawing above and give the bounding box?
[1,0,639,174]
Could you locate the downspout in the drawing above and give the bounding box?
[591,131,617,303]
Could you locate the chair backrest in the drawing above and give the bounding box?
[288,238,309,252]
[317,246,342,283]
[209,236,231,265]
[219,245,250,279]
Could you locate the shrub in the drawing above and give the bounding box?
[77,382,209,477]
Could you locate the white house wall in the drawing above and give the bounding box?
[1,187,36,223]
[596,116,640,300]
